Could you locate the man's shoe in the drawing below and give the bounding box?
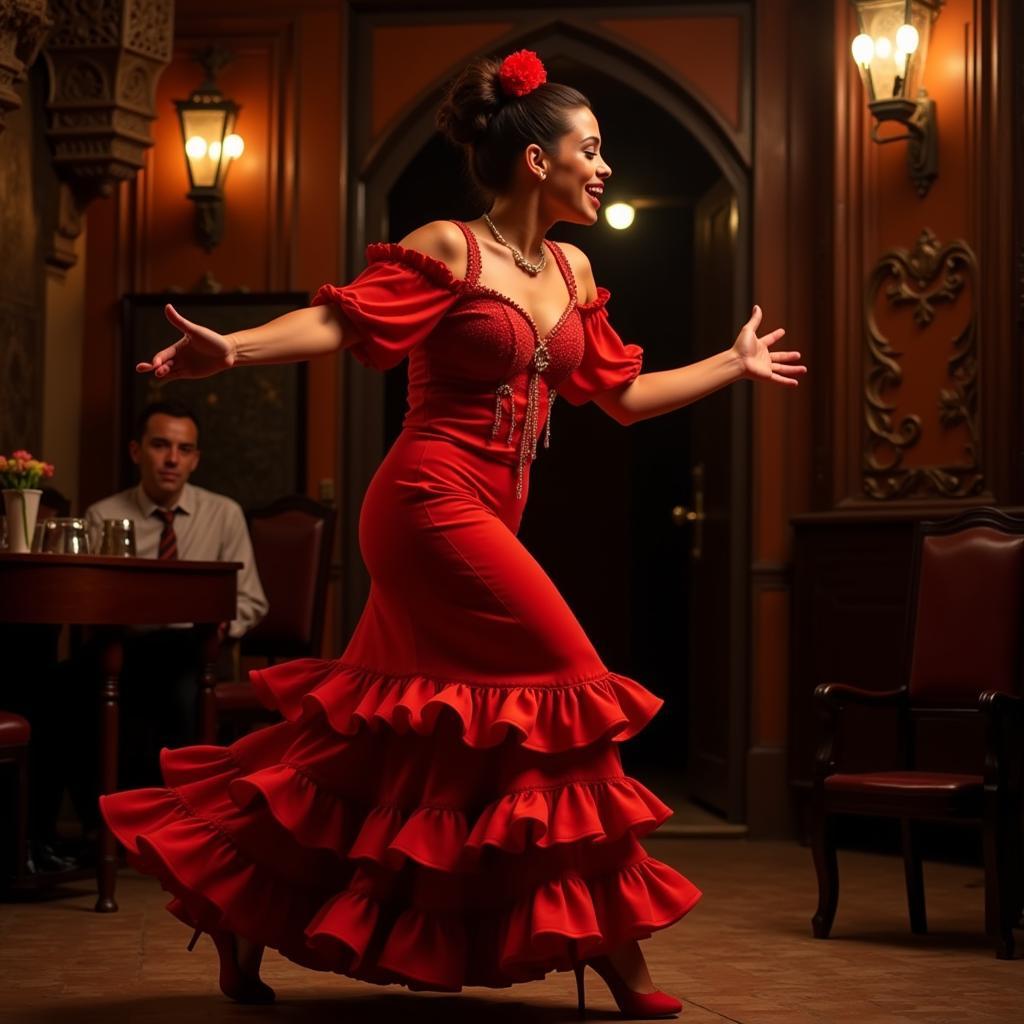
[27,841,79,874]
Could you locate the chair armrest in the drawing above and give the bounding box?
[814,683,908,709]
[812,685,909,786]
[979,690,1024,719]
[980,691,1024,793]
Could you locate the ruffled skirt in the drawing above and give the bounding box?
[100,432,701,990]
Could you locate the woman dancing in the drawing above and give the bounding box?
[101,49,804,1018]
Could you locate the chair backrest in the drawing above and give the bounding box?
[242,495,336,660]
[38,487,70,520]
[907,507,1024,705]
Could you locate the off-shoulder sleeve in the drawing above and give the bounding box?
[558,287,644,406]
[311,242,463,370]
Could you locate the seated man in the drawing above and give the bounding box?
[83,400,269,785]
[29,401,268,868]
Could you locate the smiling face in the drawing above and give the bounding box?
[534,105,611,225]
[129,412,200,508]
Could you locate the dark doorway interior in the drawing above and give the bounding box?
[386,59,727,807]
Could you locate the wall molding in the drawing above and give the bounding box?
[862,229,980,501]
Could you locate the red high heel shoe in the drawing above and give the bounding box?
[187,927,276,1004]
[573,955,682,1018]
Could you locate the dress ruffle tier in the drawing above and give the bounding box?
[100,660,702,991]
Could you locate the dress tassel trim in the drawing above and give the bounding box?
[249,659,664,753]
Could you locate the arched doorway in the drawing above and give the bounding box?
[344,33,751,822]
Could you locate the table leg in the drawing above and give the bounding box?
[197,624,220,745]
[96,629,122,912]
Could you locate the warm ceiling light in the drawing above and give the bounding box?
[604,202,636,230]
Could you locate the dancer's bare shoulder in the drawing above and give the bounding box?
[553,241,599,305]
[398,221,468,280]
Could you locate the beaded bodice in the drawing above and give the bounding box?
[398,221,585,499]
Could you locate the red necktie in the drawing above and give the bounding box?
[155,508,178,560]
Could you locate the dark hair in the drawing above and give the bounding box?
[435,54,590,199]
[134,400,201,444]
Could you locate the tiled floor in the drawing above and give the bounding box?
[1,837,1021,1023]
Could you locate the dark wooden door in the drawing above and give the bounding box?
[684,178,748,821]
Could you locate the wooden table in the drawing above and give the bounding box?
[0,553,239,912]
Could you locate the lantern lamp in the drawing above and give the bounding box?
[849,0,942,197]
[175,47,245,251]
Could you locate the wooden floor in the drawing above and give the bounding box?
[1,837,1021,1023]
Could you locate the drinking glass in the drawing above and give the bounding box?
[100,517,136,557]
[39,517,91,555]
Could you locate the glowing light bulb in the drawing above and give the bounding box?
[185,135,207,159]
[223,133,244,159]
[604,202,635,231]
[894,50,908,76]
[874,35,892,60]
[851,33,874,66]
[209,140,222,162]
[895,23,919,54]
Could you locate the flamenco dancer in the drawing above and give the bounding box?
[101,50,805,1017]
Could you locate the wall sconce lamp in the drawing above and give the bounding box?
[850,0,942,197]
[175,46,245,251]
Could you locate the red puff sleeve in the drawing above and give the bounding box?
[557,287,644,406]
[311,243,463,371]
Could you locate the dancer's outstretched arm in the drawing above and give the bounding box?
[139,303,348,380]
[569,253,806,426]
[594,305,805,426]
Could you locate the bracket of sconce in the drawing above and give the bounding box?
[869,93,938,198]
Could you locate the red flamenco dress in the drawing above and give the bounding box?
[100,220,701,992]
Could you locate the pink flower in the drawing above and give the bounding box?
[11,449,32,461]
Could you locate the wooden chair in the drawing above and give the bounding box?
[810,506,1024,958]
[203,495,336,742]
[38,487,70,520]
[0,711,31,889]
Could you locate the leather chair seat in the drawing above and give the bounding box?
[0,711,30,747]
[826,771,982,792]
[825,771,983,816]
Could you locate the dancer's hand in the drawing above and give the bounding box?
[731,305,806,387]
[137,304,236,380]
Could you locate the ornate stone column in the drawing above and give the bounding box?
[42,0,174,267]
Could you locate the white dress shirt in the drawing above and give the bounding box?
[84,483,268,638]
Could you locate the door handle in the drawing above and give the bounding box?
[670,462,705,560]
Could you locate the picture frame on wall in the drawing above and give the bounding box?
[121,293,309,513]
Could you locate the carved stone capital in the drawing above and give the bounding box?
[0,0,53,132]
[38,0,173,265]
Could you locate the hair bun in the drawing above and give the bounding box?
[435,56,504,146]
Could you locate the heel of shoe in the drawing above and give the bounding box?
[586,955,683,1018]
[186,927,202,953]
[573,963,586,1015]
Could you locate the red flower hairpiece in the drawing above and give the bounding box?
[498,49,547,98]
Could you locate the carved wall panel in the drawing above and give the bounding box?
[862,229,981,500]
[0,0,52,132]
[0,70,44,454]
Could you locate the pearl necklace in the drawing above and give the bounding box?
[482,213,547,276]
